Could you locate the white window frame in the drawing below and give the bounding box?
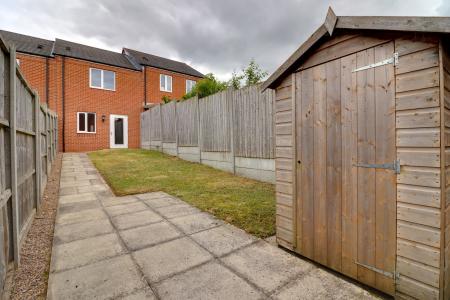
[77,112,97,134]
[89,68,116,91]
[186,79,196,93]
[160,74,172,92]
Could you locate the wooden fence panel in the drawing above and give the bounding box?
[140,110,151,148]
[150,105,161,141]
[176,97,198,146]
[233,85,275,158]
[161,101,176,143]
[200,90,232,152]
[0,38,58,294]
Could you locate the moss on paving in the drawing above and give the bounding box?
[88,149,275,238]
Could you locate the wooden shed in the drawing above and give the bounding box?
[263,8,450,299]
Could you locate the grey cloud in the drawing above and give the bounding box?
[0,0,446,79]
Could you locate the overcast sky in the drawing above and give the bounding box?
[1,0,449,80]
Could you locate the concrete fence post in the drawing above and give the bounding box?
[174,101,179,157]
[196,96,202,163]
[229,89,236,174]
[34,94,41,208]
[159,103,163,153]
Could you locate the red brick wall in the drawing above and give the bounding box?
[145,66,200,103]
[61,58,143,152]
[16,54,48,103]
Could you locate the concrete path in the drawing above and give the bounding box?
[47,153,381,300]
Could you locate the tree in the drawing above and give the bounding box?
[161,95,172,103]
[228,59,268,90]
[182,73,228,100]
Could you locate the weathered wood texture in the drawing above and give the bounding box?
[0,39,57,295]
[395,37,442,300]
[275,32,446,299]
[176,97,198,146]
[140,85,275,158]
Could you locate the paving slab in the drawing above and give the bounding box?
[58,192,98,204]
[58,200,101,214]
[119,288,156,300]
[155,261,263,300]
[221,241,313,293]
[56,208,107,225]
[51,233,125,272]
[105,201,148,217]
[112,209,163,230]
[154,203,200,219]
[133,237,213,282]
[143,196,183,209]
[77,184,108,193]
[191,224,257,257]
[119,221,181,250]
[59,179,92,188]
[53,218,114,245]
[101,195,140,207]
[135,192,171,200]
[59,186,78,196]
[47,255,147,300]
[170,212,223,235]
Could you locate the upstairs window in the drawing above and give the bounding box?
[160,74,172,92]
[90,68,115,91]
[77,112,96,133]
[186,80,196,93]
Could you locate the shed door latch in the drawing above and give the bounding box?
[352,52,398,73]
[354,261,399,280]
[354,159,400,174]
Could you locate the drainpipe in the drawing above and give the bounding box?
[144,66,147,106]
[62,56,66,152]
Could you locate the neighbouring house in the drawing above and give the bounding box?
[0,30,203,152]
[263,7,450,299]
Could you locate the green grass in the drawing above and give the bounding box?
[88,149,275,238]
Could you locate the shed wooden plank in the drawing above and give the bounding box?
[275,135,292,147]
[276,182,293,195]
[396,107,440,129]
[374,41,395,293]
[276,158,293,171]
[294,72,302,252]
[276,204,293,219]
[395,35,438,56]
[397,166,440,188]
[326,58,342,271]
[397,239,440,268]
[396,128,440,147]
[397,184,441,208]
[276,215,293,232]
[397,257,440,288]
[397,148,440,167]
[275,111,292,124]
[396,47,439,75]
[397,220,440,248]
[275,123,292,135]
[299,68,314,259]
[397,202,441,228]
[276,193,293,207]
[275,98,292,112]
[396,87,440,111]
[313,63,327,265]
[356,48,376,286]
[276,147,293,159]
[396,67,439,93]
[276,169,292,183]
[340,53,358,279]
[396,275,439,300]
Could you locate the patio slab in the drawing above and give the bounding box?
[119,221,181,250]
[170,212,222,235]
[53,218,114,244]
[112,209,163,230]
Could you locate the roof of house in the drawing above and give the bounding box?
[124,48,204,78]
[262,7,450,90]
[0,30,54,57]
[54,39,140,70]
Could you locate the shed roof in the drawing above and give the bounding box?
[0,30,54,57]
[262,7,450,90]
[123,48,204,78]
[54,39,140,71]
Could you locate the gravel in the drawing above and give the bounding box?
[9,154,62,300]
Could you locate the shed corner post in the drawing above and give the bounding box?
[34,93,41,209]
[9,45,20,267]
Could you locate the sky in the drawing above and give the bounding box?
[0,0,449,81]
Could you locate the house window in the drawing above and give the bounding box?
[77,112,96,133]
[90,68,115,91]
[186,80,196,93]
[16,59,20,66]
[160,74,172,92]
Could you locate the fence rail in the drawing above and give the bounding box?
[0,36,58,294]
[140,84,275,183]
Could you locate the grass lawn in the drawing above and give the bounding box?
[88,149,275,238]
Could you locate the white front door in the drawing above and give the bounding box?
[110,114,128,148]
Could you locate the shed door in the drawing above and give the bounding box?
[296,41,396,295]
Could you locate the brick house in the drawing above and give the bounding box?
[0,30,203,152]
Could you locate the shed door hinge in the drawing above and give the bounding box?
[354,159,400,174]
[352,52,398,73]
[354,261,399,280]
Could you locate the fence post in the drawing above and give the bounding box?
[229,89,236,174]
[196,97,202,163]
[174,101,179,157]
[9,45,20,266]
[35,94,41,208]
[159,103,163,152]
